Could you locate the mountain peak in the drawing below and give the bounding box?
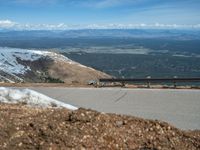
[0,47,110,84]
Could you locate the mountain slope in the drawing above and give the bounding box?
[0,47,110,84]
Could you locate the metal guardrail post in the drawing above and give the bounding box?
[173,76,177,88]
[147,76,151,88]
[173,81,177,88]
[147,81,150,88]
[121,82,125,87]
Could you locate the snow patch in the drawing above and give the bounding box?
[0,47,42,74]
[0,47,90,75]
[0,87,78,110]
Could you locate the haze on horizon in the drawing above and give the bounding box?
[0,0,200,30]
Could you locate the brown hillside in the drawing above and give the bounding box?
[48,58,110,85]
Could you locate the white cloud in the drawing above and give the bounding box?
[85,23,200,29]
[0,20,16,28]
[0,20,200,30]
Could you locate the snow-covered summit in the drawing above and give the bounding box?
[0,47,74,74]
[0,47,110,84]
[0,87,78,110]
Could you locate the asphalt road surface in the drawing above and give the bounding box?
[18,87,200,130]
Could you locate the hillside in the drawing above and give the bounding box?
[0,47,110,84]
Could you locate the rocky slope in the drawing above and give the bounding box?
[0,103,199,150]
[0,47,110,84]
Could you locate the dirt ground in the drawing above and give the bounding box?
[0,103,199,150]
[0,82,200,90]
[0,83,91,87]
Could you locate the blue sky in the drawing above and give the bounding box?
[0,0,200,30]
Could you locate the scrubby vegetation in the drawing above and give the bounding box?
[44,77,64,83]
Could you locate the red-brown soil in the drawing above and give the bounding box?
[0,103,199,150]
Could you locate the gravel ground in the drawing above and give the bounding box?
[0,103,199,150]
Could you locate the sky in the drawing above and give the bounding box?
[0,0,200,30]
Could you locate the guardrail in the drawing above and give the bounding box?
[99,77,200,88]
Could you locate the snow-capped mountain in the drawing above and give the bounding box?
[0,47,109,84]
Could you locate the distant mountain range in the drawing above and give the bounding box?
[0,47,109,84]
[0,29,200,40]
[0,29,199,54]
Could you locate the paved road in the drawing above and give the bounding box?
[18,87,200,130]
